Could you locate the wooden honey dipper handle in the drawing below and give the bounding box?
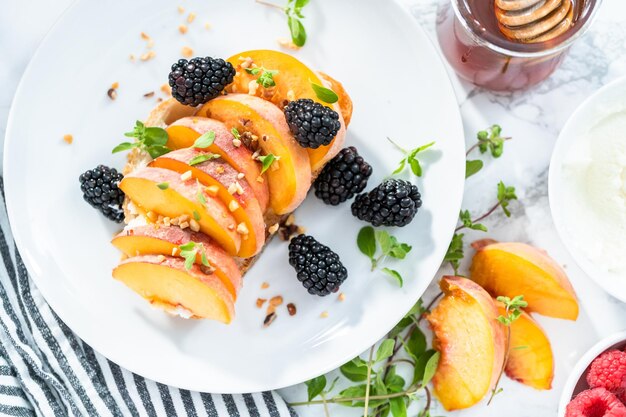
[495,0,575,43]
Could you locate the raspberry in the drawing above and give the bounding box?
[565,388,626,417]
[587,350,626,402]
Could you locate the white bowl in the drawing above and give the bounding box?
[557,330,626,417]
[548,75,626,302]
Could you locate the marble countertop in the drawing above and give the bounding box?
[2,0,625,416]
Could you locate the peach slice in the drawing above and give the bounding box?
[427,276,506,411]
[149,148,265,257]
[470,241,579,320]
[111,225,241,298]
[197,94,311,214]
[119,167,241,256]
[113,255,235,323]
[496,304,554,390]
[165,117,270,212]
[226,50,349,172]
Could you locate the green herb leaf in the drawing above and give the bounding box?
[459,210,487,232]
[179,242,196,251]
[143,127,168,146]
[375,339,395,362]
[408,157,422,177]
[384,366,406,393]
[258,154,279,174]
[497,181,517,217]
[476,124,508,158]
[465,159,483,178]
[390,140,435,178]
[146,145,171,159]
[388,316,413,339]
[405,327,427,361]
[288,16,307,47]
[357,226,377,260]
[111,142,137,153]
[193,131,216,149]
[189,153,220,166]
[388,240,412,260]
[422,351,440,385]
[181,250,196,270]
[304,375,326,401]
[192,210,201,221]
[245,67,261,75]
[389,397,407,417]
[382,268,403,287]
[392,159,406,175]
[257,69,279,88]
[376,230,393,256]
[337,384,369,407]
[197,192,207,205]
[156,182,169,190]
[310,82,339,104]
[413,349,437,384]
[444,233,464,273]
[200,251,210,267]
[339,358,369,382]
[231,127,241,140]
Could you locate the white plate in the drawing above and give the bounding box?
[4,0,464,393]
[549,76,626,303]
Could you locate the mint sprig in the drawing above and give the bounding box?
[246,67,279,88]
[112,120,171,158]
[389,138,436,178]
[189,153,220,166]
[257,154,279,174]
[178,242,211,271]
[357,226,412,287]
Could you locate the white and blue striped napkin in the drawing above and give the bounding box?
[0,177,297,417]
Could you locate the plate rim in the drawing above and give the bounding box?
[548,74,626,303]
[3,0,466,393]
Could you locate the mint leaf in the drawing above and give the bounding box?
[189,153,220,166]
[193,131,216,149]
[376,339,395,362]
[413,349,437,385]
[444,233,464,274]
[146,145,171,159]
[408,157,422,177]
[156,182,169,190]
[179,242,196,251]
[382,268,403,287]
[465,159,483,178]
[258,154,279,174]
[257,69,279,88]
[304,375,326,401]
[497,181,517,217]
[310,82,339,104]
[422,351,440,385]
[375,230,393,255]
[389,397,407,417]
[245,67,261,75]
[231,127,241,140]
[192,210,201,221]
[112,142,137,153]
[197,192,207,205]
[144,127,168,146]
[357,226,377,260]
[339,358,369,382]
[404,327,426,361]
[288,16,307,47]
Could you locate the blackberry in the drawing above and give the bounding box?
[168,57,235,106]
[284,99,341,149]
[288,235,348,296]
[314,147,373,205]
[351,179,421,227]
[79,165,125,223]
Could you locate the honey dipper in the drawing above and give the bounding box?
[495,0,575,43]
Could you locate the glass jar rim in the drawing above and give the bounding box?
[450,0,603,58]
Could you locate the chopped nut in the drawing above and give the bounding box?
[235,182,244,195]
[236,222,249,235]
[237,172,245,180]
[162,216,171,227]
[256,176,264,183]
[177,5,185,13]
[269,296,283,307]
[179,221,190,229]
[338,293,346,302]
[261,282,270,289]
[285,214,296,226]
[111,81,120,89]
[156,255,166,263]
[189,219,200,232]
[179,24,188,34]
[268,223,279,234]
[232,138,242,147]
[287,303,297,316]
[178,214,190,222]
[277,37,300,50]
[228,182,237,194]
[187,12,196,23]
[287,90,296,101]
[157,97,163,102]
[266,304,276,315]
[170,217,180,226]
[215,165,225,174]
[63,134,73,144]
[161,84,171,95]
[248,80,259,95]
[171,247,179,256]
[256,298,266,308]
[204,22,212,30]
[228,224,235,231]
[320,311,329,318]
[181,46,193,58]
[200,264,215,275]
[147,39,155,49]
[129,54,136,61]
[107,88,118,100]
[239,57,254,69]
[205,185,219,196]
[140,51,156,61]
[263,312,277,327]
[143,91,155,97]
[140,32,150,40]
[180,170,192,181]
[228,200,240,212]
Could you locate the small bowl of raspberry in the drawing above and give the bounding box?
[558,331,626,417]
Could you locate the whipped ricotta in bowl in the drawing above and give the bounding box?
[560,111,626,276]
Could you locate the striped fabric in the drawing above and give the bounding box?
[0,177,297,417]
